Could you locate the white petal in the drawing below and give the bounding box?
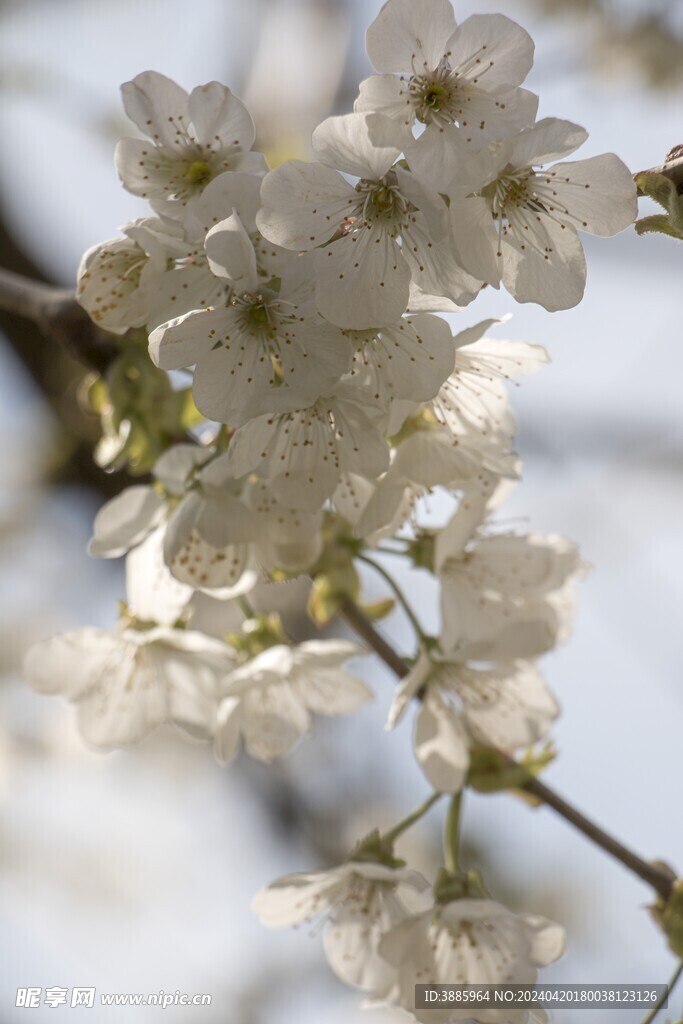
[386,650,432,729]
[187,82,255,150]
[89,485,164,558]
[23,629,124,700]
[205,212,259,289]
[215,696,242,763]
[355,74,408,120]
[149,307,228,371]
[502,214,586,311]
[543,153,637,236]
[509,117,588,168]
[241,683,311,762]
[414,691,469,793]
[449,197,502,285]
[187,171,262,237]
[252,871,342,927]
[121,71,189,148]
[257,160,356,250]
[316,228,410,329]
[366,0,458,73]
[451,14,534,92]
[154,444,211,495]
[461,662,558,750]
[521,915,566,966]
[313,113,399,179]
[126,526,194,625]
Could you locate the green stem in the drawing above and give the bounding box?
[641,961,683,1024]
[383,791,444,846]
[356,552,427,641]
[236,595,256,619]
[443,792,463,874]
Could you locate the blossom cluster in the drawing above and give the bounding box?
[22,0,637,1018]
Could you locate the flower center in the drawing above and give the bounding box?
[408,65,464,126]
[483,167,546,218]
[185,160,213,187]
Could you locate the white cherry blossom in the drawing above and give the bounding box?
[344,312,455,408]
[149,244,352,427]
[225,381,391,512]
[76,217,187,333]
[115,71,265,211]
[215,641,371,764]
[252,857,428,990]
[387,649,558,793]
[358,0,538,191]
[437,489,584,661]
[23,623,237,749]
[449,118,637,310]
[377,897,564,1021]
[256,112,481,328]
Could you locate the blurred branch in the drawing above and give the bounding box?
[0,215,123,496]
[339,599,676,903]
[0,267,116,374]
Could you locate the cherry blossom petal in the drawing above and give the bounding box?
[149,307,229,371]
[257,160,356,250]
[366,0,458,74]
[312,113,399,179]
[187,82,255,150]
[316,228,410,329]
[545,153,637,236]
[89,485,164,558]
[414,690,469,792]
[451,14,534,92]
[121,71,189,148]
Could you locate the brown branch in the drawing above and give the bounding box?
[340,600,676,903]
[0,267,116,374]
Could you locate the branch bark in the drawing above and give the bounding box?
[340,600,676,903]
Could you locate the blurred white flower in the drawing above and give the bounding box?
[215,641,371,763]
[23,624,237,750]
[437,489,584,662]
[376,897,564,1022]
[387,650,557,793]
[115,71,265,211]
[252,857,428,990]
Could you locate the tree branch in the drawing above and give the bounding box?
[340,600,676,903]
[0,267,116,374]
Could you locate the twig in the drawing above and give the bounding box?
[339,599,675,903]
[641,960,683,1024]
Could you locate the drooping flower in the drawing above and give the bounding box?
[448,118,638,310]
[256,112,481,328]
[215,641,371,764]
[386,649,557,793]
[357,0,538,191]
[23,622,237,749]
[252,856,428,991]
[437,488,584,662]
[376,897,564,1022]
[115,71,266,211]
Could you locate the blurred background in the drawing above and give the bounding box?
[0,0,681,1020]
